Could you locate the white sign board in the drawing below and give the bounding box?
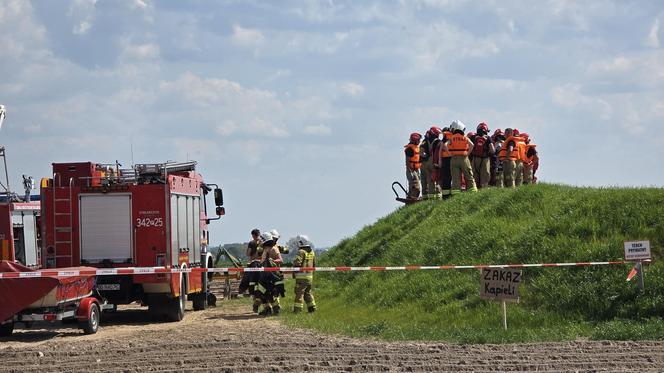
[624,240,651,261]
[480,268,522,302]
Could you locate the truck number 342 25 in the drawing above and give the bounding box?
[136,218,164,228]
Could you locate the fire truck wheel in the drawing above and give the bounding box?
[0,321,13,337]
[166,278,186,322]
[80,303,100,334]
[192,293,206,311]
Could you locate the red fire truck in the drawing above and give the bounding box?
[40,161,224,321]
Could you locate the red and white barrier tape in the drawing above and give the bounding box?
[0,260,646,279]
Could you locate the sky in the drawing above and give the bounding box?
[1,0,663,247]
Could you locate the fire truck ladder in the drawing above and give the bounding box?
[52,176,74,267]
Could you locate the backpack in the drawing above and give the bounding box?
[472,135,489,157]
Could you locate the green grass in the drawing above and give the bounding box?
[279,184,664,343]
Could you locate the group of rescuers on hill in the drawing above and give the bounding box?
[239,228,316,316]
[404,120,540,200]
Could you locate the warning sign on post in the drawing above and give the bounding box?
[624,240,651,261]
[480,268,522,302]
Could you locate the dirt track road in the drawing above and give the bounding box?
[1,301,663,372]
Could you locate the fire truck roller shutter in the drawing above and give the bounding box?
[80,194,132,263]
[170,195,178,267]
[190,196,200,264]
[177,196,187,262]
[170,194,202,267]
[13,212,38,267]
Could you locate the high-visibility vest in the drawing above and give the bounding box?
[498,136,520,161]
[448,133,469,156]
[515,137,527,162]
[294,249,315,280]
[439,131,453,158]
[404,143,421,170]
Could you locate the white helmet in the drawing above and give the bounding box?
[259,232,274,243]
[268,229,280,240]
[450,120,466,132]
[296,235,311,248]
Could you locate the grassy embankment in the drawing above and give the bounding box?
[278,184,664,343]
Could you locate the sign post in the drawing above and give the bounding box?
[480,268,522,330]
[624,240,651,292]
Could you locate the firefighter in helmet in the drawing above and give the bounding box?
[498,128,519,188]
[490,129,506,187]
[238,228,263,312]
[259,232,285,316]
[445,120,477,194]
[404,132,422,201]
[269,229,289,255]
[292,235,317,313]
[470,123,495,189]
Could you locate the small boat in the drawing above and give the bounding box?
[0,260,101,336]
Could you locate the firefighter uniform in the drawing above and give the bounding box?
[492,139,504,188]
[439,131,453,199]
[522,139,537,185]
[470,134,492,189]
[261,245,284,315]
[404,141,422,200]
[498,135,519,188]
[448,132,477,194]
[245,239,264,313]
[293,246,316,313]
[420,134,442,199]
[514,136,526,186]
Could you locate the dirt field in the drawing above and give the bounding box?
[1,301,663,372]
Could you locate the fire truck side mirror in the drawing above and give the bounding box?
[215,206,225,216]
[214,188,223,206]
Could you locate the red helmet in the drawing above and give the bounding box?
[513,128,520,136]
[409,132,422,142]
[467,132,476,138]
[429,126,442,136]
[520,132,530,141]
[492,129,505,140]
[476,122,489,134]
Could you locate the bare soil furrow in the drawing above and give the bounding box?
[1,302,663,372]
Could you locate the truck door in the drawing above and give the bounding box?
[79,194,133,263]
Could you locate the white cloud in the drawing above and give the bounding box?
[121,42,160,60]
[646,17,660,48]
[303,124,332,136]
[551,84,613,120]
[69,0,98,36]
[158,72,337,142]
[341,82,365,97]
[231,24,265,47]
[216,121,238,136]
[132,0,149,10]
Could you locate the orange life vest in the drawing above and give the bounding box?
[439,131,453,158]
[515,136,527,162]
[448,133,469,156]
[498,136,520,161]
[404,143,421,170]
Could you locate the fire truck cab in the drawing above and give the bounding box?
[41,161,224,321]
